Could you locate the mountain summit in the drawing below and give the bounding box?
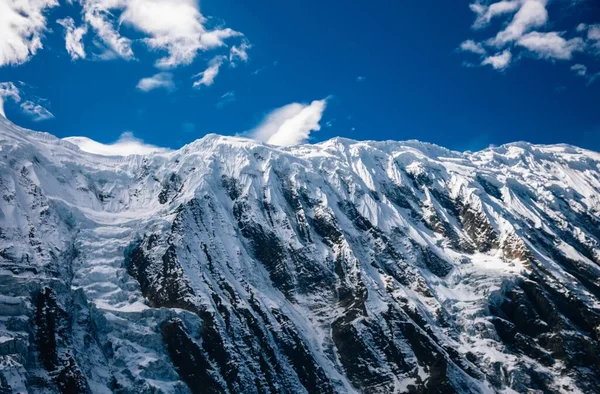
[1,117,600,393]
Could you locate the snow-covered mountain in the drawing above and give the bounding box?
[1,115,600,394]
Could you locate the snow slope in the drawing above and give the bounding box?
[1,115,600,393]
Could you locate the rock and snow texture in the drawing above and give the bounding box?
[1,115,600,393]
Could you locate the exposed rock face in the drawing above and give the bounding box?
[1,117,600,393]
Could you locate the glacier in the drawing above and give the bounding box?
[0,115,599,393]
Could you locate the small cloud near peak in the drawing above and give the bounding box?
[247,98,329,146]
[64,131,169,156]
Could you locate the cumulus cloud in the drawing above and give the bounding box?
[122,0,241,68]
[193,56,225,88]
[0,82,21,117]
[482,50,512,70]
[75,0,243,67]
[517,32,584,60]
[248,99,328,146]
[459,39,487,55]
[63,131,169,156]
[491,0,548,46]
[461,0,599,73]
[20,100,54,121]
[136,72,175,92]
[471,0,521,29]
[0,0,58,66]
[57,17,87,60]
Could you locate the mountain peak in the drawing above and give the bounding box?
[1,120,600,393]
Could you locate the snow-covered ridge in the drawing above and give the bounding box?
[4,114,598,164]
[1,116,600,394]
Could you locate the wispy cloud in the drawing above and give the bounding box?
[0,0,58,66]
[57,17,87,60]
[571,64,587,76]
[216,91,236,109]
[571,63,600,86]
[471,1,521,29]
[459,40,487,55]
[356,76,366,82]
[0,0,249,70]
[193,56,225,88]
[0,82,53,121]
[76,0,245,68]
[63,131,169,156]
[20,100,54,121]
[0,82,21,117]
[578,23,600,55]
[247,98,328,146]
[137,72,175,92]
[230,41,251,64]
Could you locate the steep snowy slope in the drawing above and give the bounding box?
[1,115,600,394]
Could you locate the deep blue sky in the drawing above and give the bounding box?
[1,0,599,152]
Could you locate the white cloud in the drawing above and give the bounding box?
[81,0,134,60]
[248,99,328,146]
[491,0,548,46]
[229,41,251,63]
[571,63,587,76]
[588,73,600,85]
[0,82,21,117]
[572,23,600,55]
[461,0,599,75]
[216,91,236,109]
[482,50,512,70]
[588,24,600,41]
[20,100,54,121]
[571,63,600,86]
[136,72,175,92]
[0,0,58,66]
[57,17,87,60]
[78,0,244,67]
[193,56,225,88]
[517,31,584,60]
[356,76,366,82]
[459,39,487,55]
[121,0,241,68]
[0,82,53,120]
[63,131,169,156]
[0,0,248,68]
[199,28,241,49]
[586,24,600,54]
[471,1,521,28]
